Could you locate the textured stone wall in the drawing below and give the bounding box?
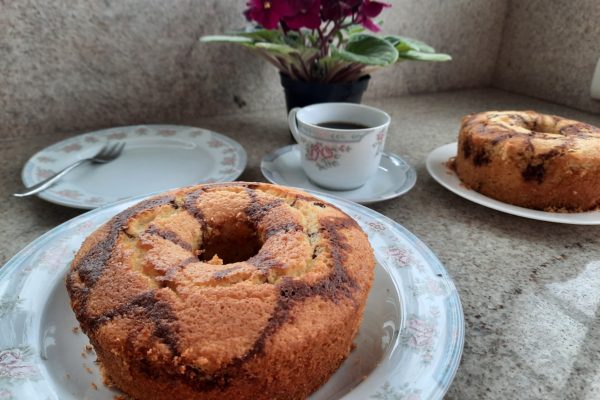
[368,0,508,98]
[0,0,508,138]
[494,0,600,114]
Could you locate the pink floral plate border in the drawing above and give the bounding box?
[0,190,463,400]
[21,125,246,209]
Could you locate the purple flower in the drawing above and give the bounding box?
[362,0,389,17]
[321,0,360,21]
[244,0,391,32]
[284,0,322,29]
[244,0,294,29]
[357,0,390,31]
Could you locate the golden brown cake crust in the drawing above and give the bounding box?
[66,182,374,400]
[454,111,600,211]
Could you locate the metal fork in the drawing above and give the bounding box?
[14,141,126,197]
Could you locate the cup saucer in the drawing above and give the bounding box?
[261,145,416,204]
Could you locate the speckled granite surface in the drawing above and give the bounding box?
[494,0,600,114]
[2,88,600,399]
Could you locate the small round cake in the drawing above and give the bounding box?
[66,182,374,400]
[454,111,600,211]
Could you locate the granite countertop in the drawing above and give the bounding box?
[2,88,600,399]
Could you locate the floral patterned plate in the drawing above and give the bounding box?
[427,143,600,225]
[261,145,417,204]
[21,125,246,209]
[0,190,463,400]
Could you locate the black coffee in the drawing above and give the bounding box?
[317,121,370,130]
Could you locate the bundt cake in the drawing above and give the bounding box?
[454,111,600,211]
[66,182,374,400]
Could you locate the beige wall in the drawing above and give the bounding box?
[0,0,508,139]
[3,0,599,141]
[493,0,600,114]
[363,0,508,98]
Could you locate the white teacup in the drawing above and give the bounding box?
[288,103,390,190]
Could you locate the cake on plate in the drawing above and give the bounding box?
[454,110,600,211]
[66,182,375,400]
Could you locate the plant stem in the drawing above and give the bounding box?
[292,52,311,81]
[316,27,327,58]
[331,62,365,82]
[322,60,347,83]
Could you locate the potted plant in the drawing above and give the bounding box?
[201,0,451,111]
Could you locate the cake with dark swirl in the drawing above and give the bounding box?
[66,182,374,400]
[454,111,600,211]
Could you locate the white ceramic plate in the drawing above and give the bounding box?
[426,143,600,225]
[21,125,246,209]
[261,145,417,204]
[0,191,463,400]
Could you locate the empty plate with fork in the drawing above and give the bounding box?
[17,125,247,209]
[15,141,126,198]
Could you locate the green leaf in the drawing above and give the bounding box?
[400,36,436,53]
[334,30,345,45]
[317,56,348,71]
[283,31,304,47]
[236,29,286,43]
[384,35,436,53]
[383,36,451,62]
[333,34,398,66]
[255,42,299,54]
[398,50,452,62]
[200,35,254,44]
[346,24,366,35]
[383,35,407,51]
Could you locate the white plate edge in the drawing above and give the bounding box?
[426,143,600,225]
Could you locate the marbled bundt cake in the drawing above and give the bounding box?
[454,111,600,211]
[66,182,374,400]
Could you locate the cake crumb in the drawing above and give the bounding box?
[206,254,224,265]
[445,157,457,172]
[91,382,98,390]
[543,205,585,213]
[81,351,87,359]
[85,344,94,353]
[72,326,80,334]
[102,368,116,388]
[83,363,93,374]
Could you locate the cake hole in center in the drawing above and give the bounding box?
[199,223,262,264]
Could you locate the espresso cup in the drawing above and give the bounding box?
[288,102,390,190]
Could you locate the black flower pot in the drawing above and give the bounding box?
[280,72,371,112]
[280,73,371,141]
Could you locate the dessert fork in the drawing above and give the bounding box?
[14,141,126,197]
